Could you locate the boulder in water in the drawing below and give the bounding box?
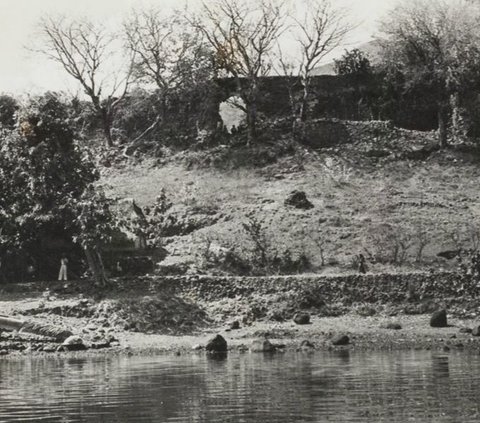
[205,334,227,353]
[331,334,350,346]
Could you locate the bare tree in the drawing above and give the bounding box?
[290,0,353,123]
[194,0,286,144]
[124,9,213,143]
[37,17,133,147]
[275,47,303,120]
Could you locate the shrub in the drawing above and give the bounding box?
[195,216,311,276]
[364,223,413,265]
[0,94,19,129]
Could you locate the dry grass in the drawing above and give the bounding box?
[101,127,480,274]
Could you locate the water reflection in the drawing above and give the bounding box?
[1,351,480,422]
[431,354,450,378]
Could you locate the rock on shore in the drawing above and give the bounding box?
[205,334,227,353]
[293,313,310,325]
[331,334,350,346]
[430,309,448,328]
[250,339,276,352]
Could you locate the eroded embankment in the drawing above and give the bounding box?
[2,271,480,356]
[146,272,478,320]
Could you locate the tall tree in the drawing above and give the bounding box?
[290,0,353,122]
[194,0,286,144]
[379,0,480,147]
[0,93,114,285]
[37,17,133,147]
[124,9,214,143]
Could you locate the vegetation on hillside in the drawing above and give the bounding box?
[2,0,480,283]
[0,94,115,285]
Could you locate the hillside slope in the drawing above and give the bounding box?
[102,120,480,275]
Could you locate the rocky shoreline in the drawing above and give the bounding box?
[1,272,480,358]
[2,312,480,359]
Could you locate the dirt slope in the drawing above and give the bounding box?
[101,121,480,275]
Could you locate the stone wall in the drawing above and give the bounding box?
[215,75,438,131]
[152,272,471,304]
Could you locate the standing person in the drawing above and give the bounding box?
[358,254,367,274]
[58,255,68,281]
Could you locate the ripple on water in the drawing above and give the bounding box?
[1,351,480,422]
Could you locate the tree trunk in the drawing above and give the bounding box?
[292,118,306,143]
[246,102,257,146]
[0,316,73,341]
[437,106,448,149]
[128,116,162,148]
[450,92,464,143]
[299,77,310,122]
[99,107,114,148]
[244,80,259,147]
[102,118,114,148]
[84,246,108,287]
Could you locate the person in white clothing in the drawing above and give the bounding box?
[58,256,68,281]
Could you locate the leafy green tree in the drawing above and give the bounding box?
[0,93,114,285]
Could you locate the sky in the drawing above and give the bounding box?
[0,0,398,94]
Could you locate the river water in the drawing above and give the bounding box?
[1,350,480,422]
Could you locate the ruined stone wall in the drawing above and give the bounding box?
[215,75,438,131]
[153,272,469,305]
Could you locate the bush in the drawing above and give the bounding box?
[195,217,311,276]
[0,94,19,129]
[364,223,413,265]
